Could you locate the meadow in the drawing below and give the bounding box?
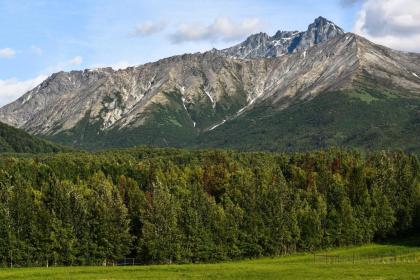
[1,242,419,280]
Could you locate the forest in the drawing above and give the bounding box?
[0,147,419,266]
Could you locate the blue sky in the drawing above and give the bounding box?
[0,0,419,106]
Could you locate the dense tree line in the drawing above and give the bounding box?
[0,148,419,266]
[0,122,62,153]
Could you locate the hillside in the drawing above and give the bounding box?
[0,17,419,151]
[197,90,420,152]
[0,121,62,153]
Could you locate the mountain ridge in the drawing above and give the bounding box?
[1,17,420,151]
[219,16,345,59]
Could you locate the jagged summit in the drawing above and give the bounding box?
[220,16,345,59]
[305,16,344,44]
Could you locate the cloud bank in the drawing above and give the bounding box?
[170,17,265,44]
[134,20,167,36]
[30,45,43,56]
[0,48,16,58]
[0,75,48,106]
[0,55,83,106]
[354,0,420,52]
[340,0,360,6]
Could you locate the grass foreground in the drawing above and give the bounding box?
[1,243,420,280]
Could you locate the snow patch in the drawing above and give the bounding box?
[193,121,196,128]
[204,89,216,109]
[272,39,291,46]
[303,51,307,59]
[272,40,281,46]
[147,75,157,90]
[272,38,292,46]
[412,72,420,79]
[22,93,33,105]
[236,95,260,116]
[237,107,246,114]
[329,22,337,31]
[181,97,188,111]
[209,119,226,131]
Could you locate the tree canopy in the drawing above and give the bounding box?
[0,147,419,266]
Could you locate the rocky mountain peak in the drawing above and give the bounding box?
[220,16,345,59]
[311,16,343,30]
[271,30,300,40]
[312,16,334,28]
[243,32,270,44]
[305,16,345,44]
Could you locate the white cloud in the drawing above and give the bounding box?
[354,0,420,52]
[0,48,16,58]
[43,55,84,74]
[340,0,361,6]
[30,45,43,56]
[170,17,265,44]
[133,20,167,36]
[67,56,83,66]
[109,60,134,70]
[0,56,84,106]
[0,75,47,106]
[90,60,134,70]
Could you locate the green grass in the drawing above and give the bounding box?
[2,243,420,279]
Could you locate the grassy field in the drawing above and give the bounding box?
[1,243,420,280]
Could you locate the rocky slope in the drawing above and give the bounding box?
[0,17,420,151]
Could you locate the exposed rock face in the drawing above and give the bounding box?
[0,17,419,150]
[219,16,344,59]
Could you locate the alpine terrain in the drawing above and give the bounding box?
[1,17,420,151]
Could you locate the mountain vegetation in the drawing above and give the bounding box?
[0,122,62,153]
[0,147,419,266]
[197,90,420,152]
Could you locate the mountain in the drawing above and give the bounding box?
[219,16,344,59]
[0,121,62,153]
[0,17,420,151]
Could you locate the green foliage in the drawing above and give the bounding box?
[0,147,419,266]
[0,122,62,153]
[198,91,420,152]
